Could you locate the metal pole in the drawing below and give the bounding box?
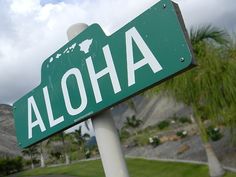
[92,111,129,177]
[67,23,129,177]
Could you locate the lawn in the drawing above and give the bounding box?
[15,158,236,177]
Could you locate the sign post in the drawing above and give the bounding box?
[92,111,129,177]
[67,23,129,177]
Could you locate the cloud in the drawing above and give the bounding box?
[0,0,236,105]
[176,0,236,31]
[10,0,41,15]
[0,0,157,104]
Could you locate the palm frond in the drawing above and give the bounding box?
[190,25,229,45]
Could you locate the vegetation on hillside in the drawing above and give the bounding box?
[0,156,23,176]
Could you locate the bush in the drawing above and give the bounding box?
[176,130,188,138]
[70,151,79,161]
[157,120,170,130]
[207,126,223,141]
[85,150,91,159]
[179,117,192,124]
[133,134,149,146]
[149,136,161,147]
[120,129,130,140]
[125,116,142,128]
[0,156,23,176]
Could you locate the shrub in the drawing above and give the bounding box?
[179,117,192,124]
[207,126,223,141]
[13,156,23,172]
[120,129,130,140]
[176,130,188,138]
[125,116,142,128]
[85,150,91,159]
[157,120,170,130]
[50,151,62,160]
[149,136,161,147]
[0,156,23,176]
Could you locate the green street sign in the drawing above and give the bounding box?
[13,0,195,148]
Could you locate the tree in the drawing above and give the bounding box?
[39,142,45,168]
[126,98,137,114]
[124,115,142,128]
[157,25,231,177]
[0,156,23,176]
[46,132,71,165]
[221,38,236,144]
[22,145,39,169]
[72,126,90,158]
[60,132,70,165]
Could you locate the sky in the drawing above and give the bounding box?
[0,0,236,105]
[0,0,235,134]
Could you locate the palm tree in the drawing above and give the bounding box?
[72,126,90,158]
[221,41,236,144]
[126,98,137,114]
[222,102,236,144]
[124,115,142,128]
[22,145,39,169]
[39,142,45,168]
[60,132,70,165]
[157,25,230,177]
[46,132,71,165]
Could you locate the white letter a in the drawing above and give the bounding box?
[28,96,46,139]
[126,27,163,87]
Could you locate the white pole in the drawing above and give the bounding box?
[67,23,129,177]
[67,23,88,41]
[92,111,129,177]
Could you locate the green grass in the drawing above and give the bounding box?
[15,159,236,177]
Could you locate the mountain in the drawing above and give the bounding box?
[112,94,192,130]
[0,104,21,157]
[0,93,190,157]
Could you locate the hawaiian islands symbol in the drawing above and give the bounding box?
[79,39,93,54]
[48,38,93,67]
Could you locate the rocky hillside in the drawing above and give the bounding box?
[112,94,192,130]
[1,96,234,168]
[112,95,236,169]
[0,94,188,158]
[0,104,21,157]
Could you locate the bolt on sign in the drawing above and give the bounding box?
[13,0,195,148]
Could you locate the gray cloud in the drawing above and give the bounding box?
[0,3,14,38]
[176,0,236,31]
